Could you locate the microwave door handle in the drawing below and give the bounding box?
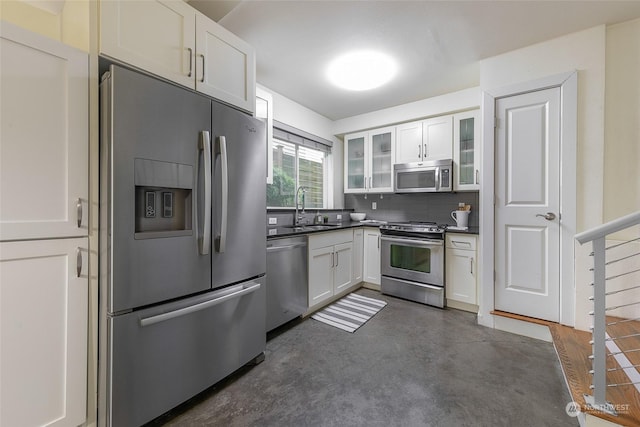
[435,167,440,191]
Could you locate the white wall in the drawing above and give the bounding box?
[480,25,607,331]
[0,0,90,52]
[332,86,481,136]
[257,84,344,208]
[604,18,640,237]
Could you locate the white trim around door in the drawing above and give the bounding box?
[478,71,577,329]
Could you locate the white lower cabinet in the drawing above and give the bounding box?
[352,229,364,283]
[309,246,335,306]
[0,238,88,427]
[363,228,381,286]
[308,230,354,307]
[445,233,478,311]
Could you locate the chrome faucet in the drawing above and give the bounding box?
[294,186,307,226]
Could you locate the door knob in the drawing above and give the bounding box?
[536,212,556,221]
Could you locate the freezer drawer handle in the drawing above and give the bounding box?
[215,136,229,253]
[198,131,212,255]
[140,282,261,327]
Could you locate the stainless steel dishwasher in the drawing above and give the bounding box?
[266,235,308,332]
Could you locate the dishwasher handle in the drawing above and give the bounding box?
[266,242,307,252]
[140,282,261,327]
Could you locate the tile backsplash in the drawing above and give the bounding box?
[344,192,480,227]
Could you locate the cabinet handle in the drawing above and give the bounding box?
[331,252,335,268]
[199,54,205,83]
[336,251,339,267]
[470,257,474,275]
[418,144,421,159]
[187,47,193,77]
[475,169,479,185]
[424,143,427,158]
[76,248,82,278]
[378,235,380,249]
[76,198,82,228]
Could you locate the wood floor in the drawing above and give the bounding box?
[550,317,640,426]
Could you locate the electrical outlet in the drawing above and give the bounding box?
[372,202,377,210]
[336,214,342,220]
[268,217,278,225]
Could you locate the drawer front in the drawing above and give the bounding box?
[446,233,477,251]
[308,229,353,250]
[106,277,265,427]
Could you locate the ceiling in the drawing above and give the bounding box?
[189,1,640,121]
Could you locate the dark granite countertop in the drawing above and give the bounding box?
[445,226,480,235]
[267,221,383,239]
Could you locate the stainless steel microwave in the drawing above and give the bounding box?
[394,159,453,193]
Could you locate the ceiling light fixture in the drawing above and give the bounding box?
[327,50,397,91]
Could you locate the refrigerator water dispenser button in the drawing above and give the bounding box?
[145,191,156,218]
[163,192,173,218]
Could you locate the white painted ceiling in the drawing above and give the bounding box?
[189,1,640,121]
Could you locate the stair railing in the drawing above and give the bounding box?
[575,210,640,415]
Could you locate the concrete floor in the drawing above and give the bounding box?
[150,289,578,427]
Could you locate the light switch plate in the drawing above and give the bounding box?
[336,214,342,220]
[268,217,278,225]
[372,202,377,210]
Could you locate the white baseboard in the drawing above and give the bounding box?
[493,316,552,342]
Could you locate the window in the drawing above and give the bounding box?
[267,139,327,208]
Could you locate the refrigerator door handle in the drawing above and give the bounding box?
[139,281,261,327]
[216,135,229,253]
[199,131,212,255]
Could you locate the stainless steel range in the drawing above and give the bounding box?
[379,222,446,308]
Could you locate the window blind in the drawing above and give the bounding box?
[273,120,333,153]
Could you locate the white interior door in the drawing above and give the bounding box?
[494,87,561,322]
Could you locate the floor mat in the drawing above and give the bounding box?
[311,292,387,333]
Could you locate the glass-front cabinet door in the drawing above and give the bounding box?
[370,126,395,192]
[345,132,367,193]
[344,127,395,194]
[453,109,481,191]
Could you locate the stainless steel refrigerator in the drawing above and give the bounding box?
[99,65,266,427]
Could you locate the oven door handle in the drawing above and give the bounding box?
[380,236,443,247]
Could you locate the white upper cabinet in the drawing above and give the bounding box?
[423,115,453,160]
[396,115,453,164]
[395,121,423,164]
[100,0,256,113]
[195,13,256,113]
[100,0,196,88]
[344,126,395,194]
[453,109,481,191]
[0,22,88,241]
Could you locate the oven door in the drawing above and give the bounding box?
[380,235,444,286]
